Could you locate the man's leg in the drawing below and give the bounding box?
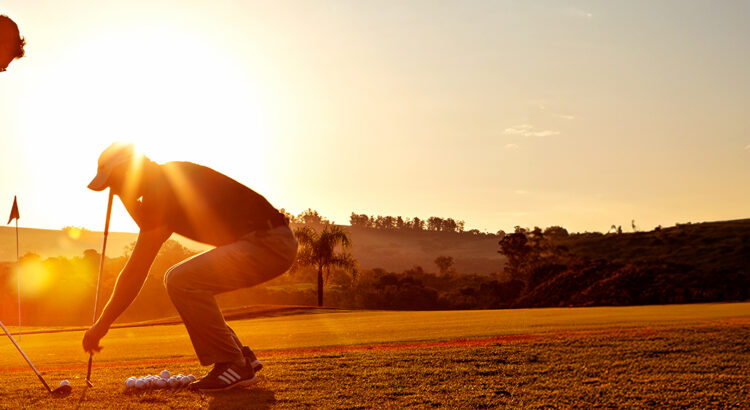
[227,325,243,351]
[227,324,262,372]
[164,226,297,367]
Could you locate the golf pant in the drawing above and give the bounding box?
[164,225,298,366]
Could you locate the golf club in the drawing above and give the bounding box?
[85,189,114,387]
[0,320,72,395]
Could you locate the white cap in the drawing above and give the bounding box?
[87,142,143,191]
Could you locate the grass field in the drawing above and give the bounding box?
[1,303,748,408]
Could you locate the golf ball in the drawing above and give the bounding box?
[160,370,171,379]
[168,377,180,388]
[60,380,70,387]
[125,378,136,388]
[135,380,146,389]
[155,378,168,388]
[187,374,196,382]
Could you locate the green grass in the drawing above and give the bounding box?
[0,303,748,408]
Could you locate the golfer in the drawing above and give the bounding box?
[82,142,298,391]
[0,15,25,72]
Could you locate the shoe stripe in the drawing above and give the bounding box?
[225,371,238,382]
[218,374,233,384]
[227,368,241,380]
[197,375,259,392]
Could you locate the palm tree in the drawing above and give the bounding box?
[293,225,357,307]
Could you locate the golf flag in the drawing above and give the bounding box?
[7,196,19,224]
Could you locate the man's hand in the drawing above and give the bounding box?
[82,321,110,354]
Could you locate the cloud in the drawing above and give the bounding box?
[503,124,560,137]
[514,190,530,195]
[555,114,575,120]
[502,124,533,135]
[566,8,594,19]
[505,143,519,150]
[531,130,560,137]
[745,144,750,150]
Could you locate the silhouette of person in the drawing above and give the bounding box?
[0,15,25,72]
[82,143,298,392]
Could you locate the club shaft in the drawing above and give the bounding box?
[88,189,113,386]
[92,190,113,323]
[86,355,93,380]
[0,320,51,392]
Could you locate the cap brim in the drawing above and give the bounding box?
[87,170,111,191]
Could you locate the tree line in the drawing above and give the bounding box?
[276,207,499,236]
[349,213,487,235]
[350,213,461,232]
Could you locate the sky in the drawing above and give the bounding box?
[0,0,748,234]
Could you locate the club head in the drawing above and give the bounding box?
[85,379,94,388]
[51,384,72,397]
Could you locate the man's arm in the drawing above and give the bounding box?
[82,227,170,352]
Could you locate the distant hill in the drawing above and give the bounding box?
[4,219,748,279]
[1,219,746,325]
[0,227,210,261]
[344,226,502,274]
[0,224,504,275]
[512,218,750,308]
[557,218,750,274]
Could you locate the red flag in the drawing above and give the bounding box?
[7,196,19,224]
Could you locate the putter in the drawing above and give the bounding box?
[0,320,72,395]
[85,189,114,387]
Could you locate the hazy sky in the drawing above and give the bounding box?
[1,0,748,234]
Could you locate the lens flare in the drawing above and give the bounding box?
[66,227,82,240]
[16,257,54,297]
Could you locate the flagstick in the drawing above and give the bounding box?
[15,218,20,341]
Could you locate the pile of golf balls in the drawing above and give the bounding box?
[125,370,196,390]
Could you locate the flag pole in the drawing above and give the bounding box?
[7,196,21,340]
[15,217,20,341]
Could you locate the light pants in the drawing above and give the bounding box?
[164,225,298,366]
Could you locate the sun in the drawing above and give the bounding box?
[17,22,274,231]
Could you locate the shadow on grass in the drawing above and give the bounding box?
[74,387,88,409]
[206,387,276,409]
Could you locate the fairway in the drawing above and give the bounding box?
[1,302,748,408]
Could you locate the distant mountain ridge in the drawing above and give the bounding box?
[0,227,210,262]
[3,218,747,278]
[0,219,746,325]
[0,224,505,274]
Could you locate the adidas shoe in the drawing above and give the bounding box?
[190,362,257,392]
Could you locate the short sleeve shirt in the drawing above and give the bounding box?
[135,162,284,247]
